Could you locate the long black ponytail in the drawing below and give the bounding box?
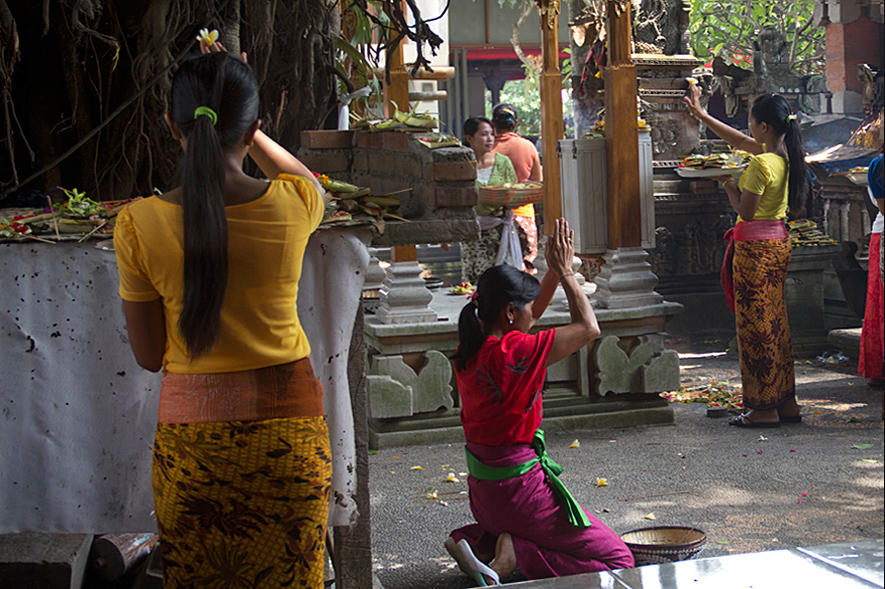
[168,52,260,358]
[750,93,807,214]
[452,265,540,372]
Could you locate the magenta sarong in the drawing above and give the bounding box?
[450,442,634,579]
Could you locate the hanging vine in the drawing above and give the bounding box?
[1,0,451,203]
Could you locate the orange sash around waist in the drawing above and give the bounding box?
[158,357,324,424]
[721,219,789,314]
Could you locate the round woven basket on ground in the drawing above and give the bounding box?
[620,526,707,566]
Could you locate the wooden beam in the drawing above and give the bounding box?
[603,0,641,249]
[373,66,456,81]
[538,0,564,230]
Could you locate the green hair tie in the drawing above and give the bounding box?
[194,106,218,125]
[786,114,796,122]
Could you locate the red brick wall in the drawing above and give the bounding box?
[826,14,884,94]
[298,130,477,216]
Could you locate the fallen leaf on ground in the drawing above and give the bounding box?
[445,472,460,483]
[852,443,874,450]
[644,513,656,520]
[410,466,424,470]
[595,477,608,487]
[570,439,581,448]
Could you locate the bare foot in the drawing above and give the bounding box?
[491,532,517,580]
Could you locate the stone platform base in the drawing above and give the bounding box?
[827,327,862,361]
[369,395,673,449]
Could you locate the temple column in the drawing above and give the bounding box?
[538,0,565,229]
[595,0,662,309]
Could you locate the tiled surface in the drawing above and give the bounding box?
[798,541,885,587]
[504,540,884,589]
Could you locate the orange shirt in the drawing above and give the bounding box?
[492,132,539,217]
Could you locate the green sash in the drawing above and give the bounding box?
[464,429,592,528]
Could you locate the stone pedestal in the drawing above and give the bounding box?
[364,288,682,448]
[593,248,664,309]
[375,261,437,324]
[633,54,705,161]
[787,245,841,354]
[363,249,387,292]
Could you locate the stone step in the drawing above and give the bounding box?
[828,327,862,360]
[0,533,93,589]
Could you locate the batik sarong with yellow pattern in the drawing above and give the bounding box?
[152,358,332,589]
[732,234,796,410]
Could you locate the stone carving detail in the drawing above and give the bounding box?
[367,350,454,418]
[713,26,826,117]
[634,0,691,55]
[650,215,733,277]
[594,334,680,395]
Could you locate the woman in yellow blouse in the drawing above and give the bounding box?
[685,88,805,428]
[115,41,333,587]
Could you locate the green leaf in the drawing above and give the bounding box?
[852,443,874,450]
[860,459,879,463]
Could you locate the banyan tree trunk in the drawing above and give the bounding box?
[0,0,339,203]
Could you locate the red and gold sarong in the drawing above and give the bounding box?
[153,359,332,588]
[859,232,883,380]
[729,224,795,410]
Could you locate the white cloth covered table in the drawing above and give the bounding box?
[0,228,369,532]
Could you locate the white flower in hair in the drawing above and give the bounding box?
[196,28,219,46]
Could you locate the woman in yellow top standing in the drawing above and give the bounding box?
[684,87,805,428]
[114,39,333,587]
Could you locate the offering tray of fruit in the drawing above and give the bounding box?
[787,219,837,247]
[0,188,140,243]
[478,182,544,208]
[842,166,868,186]
[316,173,409,230]
[676,152,750,178]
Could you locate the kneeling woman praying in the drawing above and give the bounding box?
[445,219,634,585]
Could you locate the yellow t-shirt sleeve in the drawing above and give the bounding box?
[113,208,161,302]
[277,174,324,231]
[740,156,772,196]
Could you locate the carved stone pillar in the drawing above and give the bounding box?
[375,259,437,324]
[593,247,663,309]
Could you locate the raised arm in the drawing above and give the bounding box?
[544,219,600,367]
[683,84,764,155]
[248,130,327,202]
[199,36,328,202]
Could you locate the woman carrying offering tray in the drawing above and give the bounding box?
[460,116,521,285]
[491,104,543,273]
[684,84,805,428]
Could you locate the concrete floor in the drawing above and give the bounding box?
[368,353,884,589]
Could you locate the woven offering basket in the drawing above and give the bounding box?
[620,526,707,566]
[478,184,544,208]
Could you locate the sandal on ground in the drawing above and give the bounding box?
[444,537,500,586]
[729,413,781,428]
